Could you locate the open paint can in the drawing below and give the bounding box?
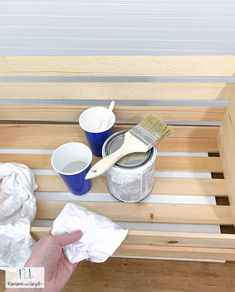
[102,130,157,203]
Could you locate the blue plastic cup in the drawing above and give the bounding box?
[79,107,116,157]
[51,142,92,195]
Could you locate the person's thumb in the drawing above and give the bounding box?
[52,231,82,246]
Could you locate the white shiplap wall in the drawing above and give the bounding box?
[0,0,234,55]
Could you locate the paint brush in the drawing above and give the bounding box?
[85,115,172,179]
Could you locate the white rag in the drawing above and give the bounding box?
[0,163,37,270]
[52,203,128,263]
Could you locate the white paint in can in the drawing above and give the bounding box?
[102,131,157,203]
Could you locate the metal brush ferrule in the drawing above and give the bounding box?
[130,125,160,149]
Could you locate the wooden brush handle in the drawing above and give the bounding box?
[85,148,129,179]
[85,132,149,179]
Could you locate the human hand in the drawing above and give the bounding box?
[25,231,82,292]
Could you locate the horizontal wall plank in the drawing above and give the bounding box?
[0,56,235,76]
[115,244,235,261]
[125,231,235,249]
[2,48,235,55]
[33,201,232,224]
[35,176,227,197]
[2,3,235,17]
[3,38,235,51]
[31,228,235,249]
[0,16,234,31]
[30,227,235,260]
[1,27,235,40]
[21,199,232,224]
[0,105,225,122]
[0,153,222,172]
[0,124,219,152]
[0,82,232,100]
[157,156,222,172]
[0,124,219,138]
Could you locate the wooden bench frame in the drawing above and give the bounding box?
[0,56,235,261]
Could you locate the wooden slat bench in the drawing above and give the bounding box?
[0,56,235,261]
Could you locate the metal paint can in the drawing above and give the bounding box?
[102,130,157,203]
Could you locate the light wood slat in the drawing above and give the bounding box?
[30,227,235,261]
[0,56,235,76]
[151,178,226,197]
[161,138,218,152]
[33,201,232,224]
[36,176,227,196]
[36,175,227,197]
[125,231,235,249]
[156,156,222,172]
[115,244,235,261]
[0,124,219,152]
[31,227,235,249]
[132,125,218,138]
[31,227,50,239]
[0,124,219,139]
[218,98,235,226]
[0,105,225,122]
[118,125,220,141]
[0,82,232,100]
[35,176,227,197]
[0,154,222,173]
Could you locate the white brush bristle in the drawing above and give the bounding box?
[129,115,172,148]
[139,115,172,139]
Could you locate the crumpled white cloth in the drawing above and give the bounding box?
[0,163,37,270]
[52,203,128,263]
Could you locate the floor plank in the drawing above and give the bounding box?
[1,259,235,292]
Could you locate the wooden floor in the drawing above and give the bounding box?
[1,258,235,292]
